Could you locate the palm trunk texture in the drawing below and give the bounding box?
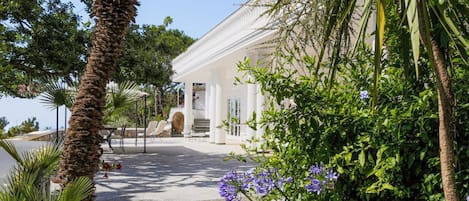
[431,38,458,201]
[57,0,137,198]
[417,1,458,199]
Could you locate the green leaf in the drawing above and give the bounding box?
[420,149,426,160]
[381,183,397,191]
[405,0,421,79]
[345,152,353,163]
[376,145,388,163]
[366,183,378,193]
[352,0,373,54]
[58,177,94,201]
[359,150,366,167]
[432,5,469,63]
[0,139,22,164]
[372,0,386,109]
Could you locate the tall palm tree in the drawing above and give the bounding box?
[39,77,74,142]
[55,0,138,198]
[260,0,468,200]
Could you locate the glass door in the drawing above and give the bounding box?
[227,98,241,136]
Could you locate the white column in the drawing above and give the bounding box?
[255,84,265,150]
[183,82,193,137]
[205,83,210,118]
[209,80,216,143]
[215,72,226,144]
[246,75,257,150]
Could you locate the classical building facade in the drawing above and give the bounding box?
[172,2,273,146]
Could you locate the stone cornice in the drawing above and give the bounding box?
[172,0,274,82]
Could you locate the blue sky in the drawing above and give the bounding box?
[73,0,244,38]
[0,0,244,130]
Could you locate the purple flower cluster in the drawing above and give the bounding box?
[250,168,293,196]
[360,90,369,101]
[305,164,339,195]
[218,170,244,201]
[219,165,339,200]
[218,168,292,201]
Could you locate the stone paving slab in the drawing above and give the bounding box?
[95,137,255,201]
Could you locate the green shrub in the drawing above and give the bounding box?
[238,47,468,200]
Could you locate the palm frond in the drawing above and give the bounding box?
[432,4,469,64]
[105,81,143,114]
[0,140,22,164]
[351,0,373,54]
[372,0,386,109]
[57,177,94,201]
[39,76,74,110]
[404,0,421,80]
[0,142,62,201]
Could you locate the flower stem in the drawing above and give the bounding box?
[274,184,291,201]
[241,191,255,201]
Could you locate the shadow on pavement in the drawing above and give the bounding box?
[95,145,254,201]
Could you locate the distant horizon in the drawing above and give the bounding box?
[0,0,243,131]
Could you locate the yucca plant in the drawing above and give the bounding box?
[0,139,93,201]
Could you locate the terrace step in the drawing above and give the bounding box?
[192,118,210,134]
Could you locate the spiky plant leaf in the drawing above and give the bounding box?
[372,0,386,109]
[0,141,62,201]
[0,140,22,164]
[57,177,94,201]
[405,0,421,80]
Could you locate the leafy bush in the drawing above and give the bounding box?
[237,46,468,200]
[5,117,39,138]
[0,116,8,138]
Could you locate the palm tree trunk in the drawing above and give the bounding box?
[431,38,458,201]
[56,0,137,199]
[417,1,458,199]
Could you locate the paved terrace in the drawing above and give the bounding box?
[1,137,255,201]
[86,137,253,201]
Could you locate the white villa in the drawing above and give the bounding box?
[172,0,374,146]
[172,1,273,146]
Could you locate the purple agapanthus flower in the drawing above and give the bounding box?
[360,90,369,100]
[277,176,293,187]
[309,164,323,175]
[325,169,339,181]
[218,181,239,201]
[305,164,339,195]
[219,170,243,201]
[253,169,276,196]
[306,179,322,194]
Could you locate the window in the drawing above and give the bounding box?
[227,98,241,136]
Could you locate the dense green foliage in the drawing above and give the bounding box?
[0,0,88,97]
[114,18,194,87]
[0,116,9,138]
[239,44,468,200]
[3,117,39,138]
[1,1,192,99]
[113,19,194,118]
[235,0,468,200]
